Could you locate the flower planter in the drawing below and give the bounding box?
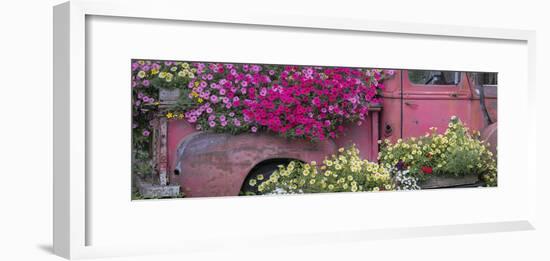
[159,88,180,103]
[419,175,481,189]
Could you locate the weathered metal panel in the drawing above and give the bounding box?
[172,132,337,197]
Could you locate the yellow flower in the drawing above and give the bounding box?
[249,179,257,186]
[137,71,146,78]
[302,169,310,176]
[166,112,174,119]
[338,147,345,153]
[257,174,264,181]
[328,184,335,190]
[197,98,204,104]
[159,71,167,78]
[165,73,173,82]
[309,179,316,185]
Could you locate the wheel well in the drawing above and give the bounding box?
[240,158,302,191]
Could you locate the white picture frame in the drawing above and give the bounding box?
[53,0,537,259]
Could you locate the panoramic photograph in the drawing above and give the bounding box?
[131,60,497,199]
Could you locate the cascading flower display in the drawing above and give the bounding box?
[131,60,394,143]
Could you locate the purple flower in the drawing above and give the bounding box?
[219,88,226,95]
[251,126,258,133]
[142,130,150,137]
[219,115,226,122]
[206,107,213,114]
[142,96,150,103]
[210,95,219,103]
[251,65,261,72]
[260,88,267,97]
[233,119,241,126]
[209,121,216,127]
[131,62,139,71]
[142,80,150,87]
[396,160,405,171]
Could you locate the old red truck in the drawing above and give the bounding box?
[149,70,497,197]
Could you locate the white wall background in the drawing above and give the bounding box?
[0,0,548,260]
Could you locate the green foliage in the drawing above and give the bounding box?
[132,149,153,177]
[379,117,497,187]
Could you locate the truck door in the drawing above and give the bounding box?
[401,70,472,138]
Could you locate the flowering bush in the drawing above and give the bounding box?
[391,168,421,190]
[131,60,394,142]
[378,117,497,186]
[253,145,395,194]
[131,60,197,149]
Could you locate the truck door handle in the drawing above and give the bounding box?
[450,93,458,98]
[404,101,415,106]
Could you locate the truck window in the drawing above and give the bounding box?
[469,72,498,97]
[408,70,461,85]
[478,72,498,86]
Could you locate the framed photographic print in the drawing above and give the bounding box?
[54,0,537,259]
